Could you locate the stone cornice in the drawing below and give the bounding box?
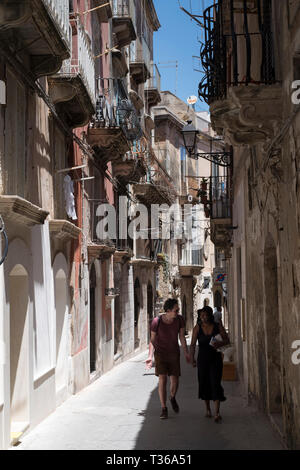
[210,84,283,146]
[87,241,116,263]
[130,258,156,268]
[178,265,203,277]
[153,106,185,130]
[87,127,130,160]
[113,249,133,264]
[49,219,81,241]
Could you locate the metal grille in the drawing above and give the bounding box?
[199,0,276,104]
[209,176,232,219]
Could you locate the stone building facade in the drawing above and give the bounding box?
[0,0,163,449]
[198,0,300,449]
[152,92,221,331]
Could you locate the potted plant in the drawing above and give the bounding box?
[157,252,165,263]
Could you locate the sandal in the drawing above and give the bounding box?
[214,414,222,423]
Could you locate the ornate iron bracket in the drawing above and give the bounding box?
[188,150,232,167]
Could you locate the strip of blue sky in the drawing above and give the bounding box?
[153,0,212,112]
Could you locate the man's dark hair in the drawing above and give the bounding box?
[202,305,215,324]
[164,298,178,312]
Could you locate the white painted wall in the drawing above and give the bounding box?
[9,265,30,424]
[31,222,54,378]
[3,237,34,449]
[53,253,70,406]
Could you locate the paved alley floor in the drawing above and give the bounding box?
[14,350,283,450]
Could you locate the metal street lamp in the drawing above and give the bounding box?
[181,120,198,156]
[181,120,232,167]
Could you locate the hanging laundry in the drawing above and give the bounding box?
[63,174,77,220]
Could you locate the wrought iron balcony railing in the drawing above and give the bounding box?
[59,20,95,106]
[199,0,276,104]
[43,0,70,44]
[209,176,232,219]
[112,0,130,17]
[180,248,204,267]
[129,36,151,68]
[91,78,143,142]
[145,62,161,93]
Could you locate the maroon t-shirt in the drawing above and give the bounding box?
[151,315,185,356]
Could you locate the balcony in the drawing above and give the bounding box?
[49,219,81,241]
[112,145,147,186]
[132,147,177,206]
[0,0,70,77]
[48,20,95,128]
[131,239,157,268]
[179,248,204,277]
[112,0,136,49]
[88,78,143,163]
[113,237,133,263]
[199,1,282,145]
[0,195,49,226]
[209,176,233,250]
[145,62,161,108]
[93,0,112,23]
[88,200,116,261]
[129,37,151,85]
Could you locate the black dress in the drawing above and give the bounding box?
[197,322,226,402]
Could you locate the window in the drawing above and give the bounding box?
[203,277,210,289]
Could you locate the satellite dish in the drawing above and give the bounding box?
[187,95,198,105]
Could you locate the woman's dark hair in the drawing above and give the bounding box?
[200,306,215,324]
[197,308,203,325]
[164,298,178,312]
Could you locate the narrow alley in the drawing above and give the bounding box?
[1,0,300,452]
[14,348,283,451]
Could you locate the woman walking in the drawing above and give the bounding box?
[189,306,229,422]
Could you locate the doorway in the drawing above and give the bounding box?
[134,278,141,349]
[264,235,283,425]
[114,285,122,357]
[89,264,97,373]
[9,264,30,430]
[214,290,222,310]
[147,282,153,339]
[54,267,68,397]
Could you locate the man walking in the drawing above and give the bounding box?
[146,298,190,419]
[213,306,223,324]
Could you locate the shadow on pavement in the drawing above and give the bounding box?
[134,348,283,450]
